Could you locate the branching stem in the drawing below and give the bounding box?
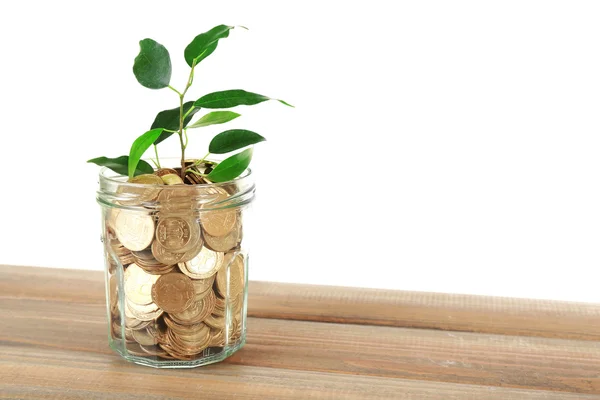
[194,152,211,166]
[177,59,198,179]
[185,168,207,177]
[167,85,182,96]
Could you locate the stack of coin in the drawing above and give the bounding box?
[116,174,164,206]
[110,239,135,266]
[124,264,162,322]
[131,248,174,275]
[106,171,248,362]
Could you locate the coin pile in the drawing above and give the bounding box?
[106,168,247,361]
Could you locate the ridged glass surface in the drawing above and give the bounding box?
[98,164,253,368]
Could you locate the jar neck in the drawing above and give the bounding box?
[96,167,255,211]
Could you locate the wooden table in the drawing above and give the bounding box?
[1,265,599,399]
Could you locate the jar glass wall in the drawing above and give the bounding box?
[97,162,254,368]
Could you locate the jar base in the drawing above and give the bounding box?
[109,336,246,369]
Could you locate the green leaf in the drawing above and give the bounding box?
[133,39,172,89]
[87,156,154,177]
[184,25,235,67]
[151,102,200,144]
[188,111,241,129]
[209,129,265,154]
[194,89,293,109]
[128,128,164,178]
[207,148,253,182]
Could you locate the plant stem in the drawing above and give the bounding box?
[182,60,197,97]
[168,85,182,96]
[183,128,189,149]
[185,168,207,177]
[182,105,196,120]
[194,152,211,166]
[178,94,186,179]
[153,144,161,169]
[177,60,198,180]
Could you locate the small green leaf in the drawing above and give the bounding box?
[133,39,172,89]
[194,89,293,109]
[209,129,265,154]
[207,148,253,182]
[87,156,154,177]
[188,111,241,129]
[128,128,164,178]
[184,25,235,67]
[151,102,199,144]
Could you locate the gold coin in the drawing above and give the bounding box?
[129,308,164,322]
[125,327,136,342]
[126,299,163,321]
[167,328,211,355]
[194,287,213,302]
[232,293,244,315]
[213,296,225,318]
[131,248,155,260]
[230,318,242,341]
[200,188,237,237]
[179,235,204,263]
[134,257,164,267]
[124,263,160,305]
[132,326,159,346]
[201,209,237,237]
[204,314,225,330]
[157,186,196,213]
[139,265,175,276]
[156,216,197,252]
[170,290,216,325]
[107,209,121,232]
[114,211,155,251]
[168,301,204,325]
[151,272,195,314]
[192,275,216,295]
[209,328,225,347]
[178,246,224,279]
[159,343,197,361]
[140,344,171,358]
[216,254,245,298]
[163,315,202,334]
[123,313,149,330]
[109,273,118,306]
[176,329,211,346]
[117,174,164,206]
[126,298,159,313]
[203,222,241,252]
[170,322,209,341]
[154,168,178,177]
[126,342,150,357]
[151,240,185,265]
[129,174,164,185]
[160,173,184,185]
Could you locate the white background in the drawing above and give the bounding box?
[0,1,599,302]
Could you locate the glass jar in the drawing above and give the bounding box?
[96,162,254,368]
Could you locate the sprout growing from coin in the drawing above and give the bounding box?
[88,24,292,183]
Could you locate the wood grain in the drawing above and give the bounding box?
[1,264,599,399]
[2,265,599,341]
[249,281,600,341]
[2,296,599,394]
[3,347,598,400]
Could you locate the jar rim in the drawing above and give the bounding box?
[98,158,253,190]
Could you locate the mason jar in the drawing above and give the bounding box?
[96,161,254,368]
